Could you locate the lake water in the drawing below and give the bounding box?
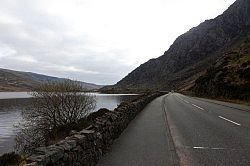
[0,92,137,155]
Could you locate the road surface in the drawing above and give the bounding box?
[166,93,250,166]
[97,93,250,166]
[97,95,179,166]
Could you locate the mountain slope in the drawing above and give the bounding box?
[0,68,102,91]
[192,37,250,100]
[104,0,250,92]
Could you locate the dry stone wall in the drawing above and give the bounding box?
[25,92,165,166]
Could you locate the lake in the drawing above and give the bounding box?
[0,92,137,155]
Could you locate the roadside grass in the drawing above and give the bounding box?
[183,90,250,107]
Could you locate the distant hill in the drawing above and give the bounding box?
[101,0,250,93]
[0,68,103,91]
[192,37,250,100]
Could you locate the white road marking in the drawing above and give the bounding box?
[176,94,206,111]
[218,116,241,126]
[176,95,190,104]
[193,146,209,149]
[192,104,205,110]
[193,147,226,150]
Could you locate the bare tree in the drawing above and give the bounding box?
[15,80,96,154]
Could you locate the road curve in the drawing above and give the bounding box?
[165,93,250,166]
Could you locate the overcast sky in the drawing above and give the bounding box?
[0,0,236,85]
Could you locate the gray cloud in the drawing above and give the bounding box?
[0,0,135,85]
[0,0,236,85]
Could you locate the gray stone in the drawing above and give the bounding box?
[63,153,69,161]
[79,129,95,135]
[57,141,72,151]
[25,93,161,166]
[72,134,86,144]
[65,139,77,149]
[25,162,38,166]
[27,154,49,165]
[47,148,64,162]
[70,130,77,136]
[34,147,48,155]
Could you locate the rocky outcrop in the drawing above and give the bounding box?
[103,0,250,92]
[192,37,250,101]
[25,92,165,166]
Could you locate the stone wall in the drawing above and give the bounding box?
[25,92,165,166]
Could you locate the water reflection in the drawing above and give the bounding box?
[0,93,137,155]
[0,98,31,154]
[0,92,32,99]
[95,94,135,111]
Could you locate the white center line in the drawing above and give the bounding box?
[193,147,226,150]
[193,146,209,149]
[218,116,241,126]
[183,100,190,103]
[192,104,205,110]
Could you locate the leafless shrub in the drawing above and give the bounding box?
[15,80,96,154]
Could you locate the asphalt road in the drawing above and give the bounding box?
[165,93,250,166]
[97,95,179,166]
[97,93,250,166]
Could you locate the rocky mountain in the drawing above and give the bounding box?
[192,37,250,100]
[0,68,102,91]
[102,0,250,93]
